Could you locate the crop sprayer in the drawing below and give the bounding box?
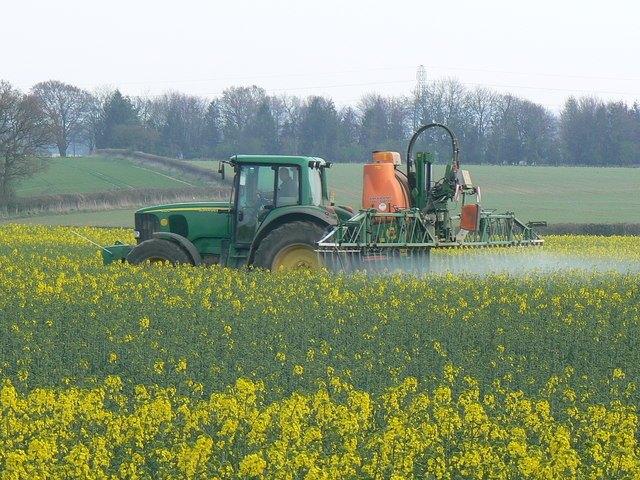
[102,124,544,271]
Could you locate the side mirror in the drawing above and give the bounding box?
[218,161,225,180]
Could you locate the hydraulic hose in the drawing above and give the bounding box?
[406,123,460,174]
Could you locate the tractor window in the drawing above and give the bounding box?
[309,167,323,205]
[235,165,275,244]
[276,166,299,207]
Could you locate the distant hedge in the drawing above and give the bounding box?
[0,187,228,219]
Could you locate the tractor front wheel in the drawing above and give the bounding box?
[252,221,325,271]
[126,238,192,265]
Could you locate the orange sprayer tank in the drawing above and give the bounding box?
[362,151,410,213]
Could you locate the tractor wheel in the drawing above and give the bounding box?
[126,238,192,265]
[252,221,326,271]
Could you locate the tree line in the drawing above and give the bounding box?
[1,77,639,200]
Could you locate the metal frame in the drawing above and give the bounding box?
[316,208,543,270]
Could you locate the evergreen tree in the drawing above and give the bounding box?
[160,104,184,157]
[359,95,389,151]
[201,100,221,156]
[245,99,278,153]
[337,106,362,161]
[298,96,338,160]
[97,90,139,148]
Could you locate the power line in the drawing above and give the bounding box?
[197,79,416,97]
[457,81,640,97]
[67,64,640,88]
[419,64,640,83]
[122,67,640,99]
[24,65,418,89]
[14,65,639,106]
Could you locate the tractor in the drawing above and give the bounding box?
[102,124,543,271]
[102,154,350,269]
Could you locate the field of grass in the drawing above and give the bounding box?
[14,155,204,197]
[1,225,640,477]
[190,160,640,224]
[329,164,640,224]
[6,158,638,227]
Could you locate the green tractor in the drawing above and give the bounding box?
[103,124,543,271]
[103,154,352,270]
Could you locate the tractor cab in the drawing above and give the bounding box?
[223,155,330,247]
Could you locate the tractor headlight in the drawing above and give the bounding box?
[133,230,141,239]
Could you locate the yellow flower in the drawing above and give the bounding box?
[239,453,266,477]
[613,368,625,380]
[176,358,187,372]
[139,316,150,329]
[154,360,165,374]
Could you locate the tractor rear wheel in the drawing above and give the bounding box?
[252,221,326,271]
[126,238,192,265]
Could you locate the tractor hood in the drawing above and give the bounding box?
[136,201,232,215]
[133,201,233,246]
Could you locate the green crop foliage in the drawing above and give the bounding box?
[1,225,639,478]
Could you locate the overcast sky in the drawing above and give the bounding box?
[2,0,638,111]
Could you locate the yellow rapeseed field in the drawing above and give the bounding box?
[0,224,639,479]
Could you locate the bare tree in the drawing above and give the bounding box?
[358,94,390,150]
[218,86,266,154]
[0,81,49,202]
[31,80,93,156]
[387,95,411,149]
[139,92,207,158]
[133,92,160,129]
[272,94,302,154]
[463,87,498,163]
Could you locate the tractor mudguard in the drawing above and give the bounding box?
[253,207,337,243]
[250,207,338,261]
[152,232,203,265]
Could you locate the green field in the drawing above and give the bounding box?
[5,158,639,226]
[190,161,640,224]
[330,164,640,224]
[14,155,204,196]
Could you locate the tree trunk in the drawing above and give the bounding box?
[57,142,67,157]
[0,164,11,207]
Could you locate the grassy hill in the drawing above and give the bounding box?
[14,155,206,197]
